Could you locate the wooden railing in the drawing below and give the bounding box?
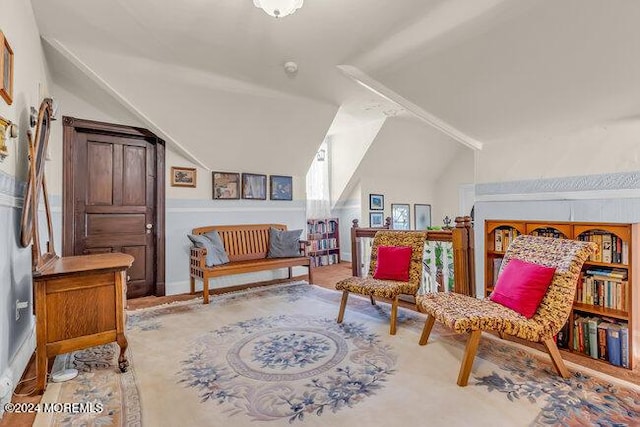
[350,216,475,297]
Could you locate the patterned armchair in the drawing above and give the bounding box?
[336,231,427,335]
[416,235,597,386]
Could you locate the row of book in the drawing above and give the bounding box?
[577,269,629,312]
[493,228,520,252]
[307,219,338,235]
[577,231,628,264]
[311,253,340,267]
[558,316,630,368]
[530,227,565,238]
[309,238,338,252]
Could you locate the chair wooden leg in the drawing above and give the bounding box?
[337,291,349,323]
[419,315,436,345]
[390,296,399,335]
[543,337,570,378]
[308,266,313,284]
[457,330,482,386]
[370,295,376,305]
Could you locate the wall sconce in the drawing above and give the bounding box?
[0,115,18,162]
[316,148,326,162]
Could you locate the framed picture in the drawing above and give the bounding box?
[391,203,410,230]
[170,166,196,187]
[212,171,240,199]
[242,173,267,200]
[270,175,293,201]
[414,204,432,230]
[369,194,384,210]
[370,212,385,228]
[0,31,14,105]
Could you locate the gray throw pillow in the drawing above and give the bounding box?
[187,232,229,267]
[203,230,230,265]
[267,227,303,258]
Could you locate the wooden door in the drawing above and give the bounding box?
[63,117,165,298]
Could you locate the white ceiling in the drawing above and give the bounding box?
[31,0,640,174]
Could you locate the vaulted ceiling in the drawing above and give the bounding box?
[31,0,640,177]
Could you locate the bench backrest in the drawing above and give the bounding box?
[192,224,288,262]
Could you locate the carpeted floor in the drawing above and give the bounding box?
[34,282,640,427]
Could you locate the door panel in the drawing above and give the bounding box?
[86,214,146,235]
[87,142,114,205]
[72,131,156,298]
[123,145,147,206]
[122,246,146,281]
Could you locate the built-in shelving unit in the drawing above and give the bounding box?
[485,219,638,371]
[307,218,340,267]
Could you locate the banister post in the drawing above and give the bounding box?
[351,219,360,277]
[452,216,475,296]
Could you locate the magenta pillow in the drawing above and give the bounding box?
[490,259,556,318]
[373,246,412,281]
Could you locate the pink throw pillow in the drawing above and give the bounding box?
[373,246,412,282]
[490,259,556,318]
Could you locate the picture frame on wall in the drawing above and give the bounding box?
[369,212,385,228]
[242,173,267,200]
[391,203,410,230]
[414,204,432,230]
[270,175,293,201]
[369,194,384,210]
[0,31,14,105]
[170,166,197,187]
[212,171,240,199]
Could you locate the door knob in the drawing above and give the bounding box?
[146,223,153,234]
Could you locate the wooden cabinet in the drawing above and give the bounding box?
[33,253,134,393]
[307,218,340,267]
[485,220,638,371]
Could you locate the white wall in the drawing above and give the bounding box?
[43,42,337,178]
[329,116,385,206]
[0,0,51,415]
[349,117,465,228]
[476,119,640,184]
[433,146,475,223]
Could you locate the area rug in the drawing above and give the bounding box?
[35,282,640,427]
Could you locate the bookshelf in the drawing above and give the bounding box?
[307,218,340,267]
[485,220,638,371]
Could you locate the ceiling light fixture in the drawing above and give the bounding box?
[253,0,303,18]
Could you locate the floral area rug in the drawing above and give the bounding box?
[35,282,640,427]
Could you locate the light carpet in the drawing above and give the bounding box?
[35,282,640,426]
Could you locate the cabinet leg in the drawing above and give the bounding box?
[35,347,47,394]
[117,333,129,373]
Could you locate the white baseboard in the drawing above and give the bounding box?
[0,325,35,418]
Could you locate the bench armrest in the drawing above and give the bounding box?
[190,246,207,269]
[299,240,311,256]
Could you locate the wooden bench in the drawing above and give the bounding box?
[189,224,313,304]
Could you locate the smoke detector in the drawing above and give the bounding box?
[284,61,298,75]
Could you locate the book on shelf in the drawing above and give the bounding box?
[606,324,622,367]
[587,318,600,359]
[601,234,612,264]
[620,325,629,368]
[492,258,503,284]
[597,322,609,360]
[494,232,503,252]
